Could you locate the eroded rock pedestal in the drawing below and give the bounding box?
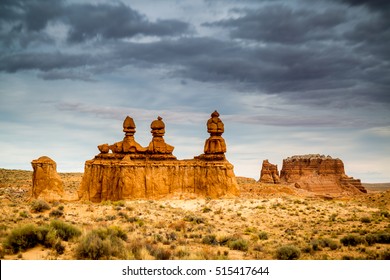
[259,159,280,184]
[78,113,239,202]
[31,156,64,201]
[280,154,366,195]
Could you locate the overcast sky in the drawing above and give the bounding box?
[0,0,389,182]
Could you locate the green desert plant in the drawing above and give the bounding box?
[30,199,51,213]
[3,220,81,254]
[340,234,364,247]
[49,220,81,241]
[3,224,47,253]
[75,226,128,260]
[275,245,301,260]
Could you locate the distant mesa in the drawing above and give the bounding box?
[31,156,64,201]
[278,154,366,195]
[78,111,239,202]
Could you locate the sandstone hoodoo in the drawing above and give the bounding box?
[31,156,64,201]
[259,159,280,184]
[78,112,239,202]
[280,154,367,195]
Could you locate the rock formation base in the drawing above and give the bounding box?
[78,156,239,202]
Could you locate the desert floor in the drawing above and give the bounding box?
[0,168,389,260]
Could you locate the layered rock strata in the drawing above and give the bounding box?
[259,159,280,184]
[78,158,238,201]
[31,156,64,201]
[280,154,366,194]
[79,112,239,202]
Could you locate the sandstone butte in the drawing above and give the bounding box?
[78,111,240,202]
[278,154,367,195]
[31,156,65,201]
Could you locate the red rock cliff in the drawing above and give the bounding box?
[280,154,366,195]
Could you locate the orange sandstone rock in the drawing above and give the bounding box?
[31,156,64,201]
[259,159,280,184]
[280,154,366,195]
[78,114,239,202]
[147,116,175,158]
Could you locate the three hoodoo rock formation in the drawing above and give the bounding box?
[78,111,239,202]
[260,154,366,195]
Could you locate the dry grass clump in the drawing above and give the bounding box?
[75,226,128,260]
[30,199,51,213]
[3,220,81,255]
[275,245,301,260]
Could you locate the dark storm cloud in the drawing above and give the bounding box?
[0,1,389,107]
[204,4,346,44]
[0,0,191,48]
[64,3,191,43]
[338,0,390,10]
[0,52,93,73]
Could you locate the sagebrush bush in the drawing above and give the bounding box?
[228,238,249,251]
[50,220,81,241]
[30,199,51,213]
[3,220,81,254]
[75,226,128,260]
[202,235,218,245]
[340,234,364,247]
[49,209,63,218]
[258,231,268,240]
[146,244,172,260]
[3,224,46,253]
[275,245,301,260]
[184,215,205,224]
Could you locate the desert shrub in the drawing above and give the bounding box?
[258,231,268,240]
[311,239,321,251]
[202,235,218,245]
[382,250,390,260]
[49,209,63,218]
[49,220,81,241]
[340,234,364,247]
[311,238,339,251]
[118,211,129,220]
[3,224,47,253]
[112,200,125,207]
[202,207,212,213]
[375,232,390,244]
[228,238,249,251]
[3,220,81,254]
[30,199,51,213]
[360,217,371,224]
[365,233,377,246]
[19,211,30,218]
[105,215,116,221]
[379,210,390,218]
[184,215,205,224]
[275,245,301,260]
[341,255,355,260]
[146,244,172,260]
[75,226,128,260]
